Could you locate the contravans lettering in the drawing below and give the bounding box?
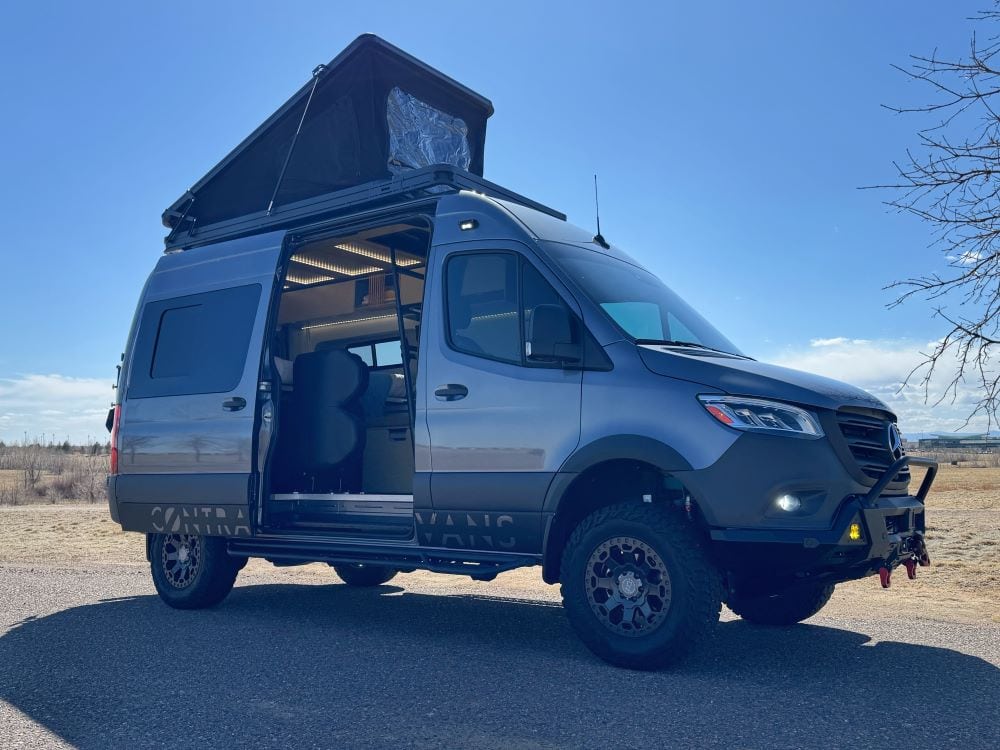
[415,512,516,549]
[150,505,251,537]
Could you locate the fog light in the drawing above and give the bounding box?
[849,522,862,541]
[776,494,801,512]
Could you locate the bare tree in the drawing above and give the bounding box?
[21,445,43,492]
[872,6,1000,429]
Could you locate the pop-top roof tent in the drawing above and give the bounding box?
[162,34,563,250]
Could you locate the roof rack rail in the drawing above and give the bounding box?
[163,164,565,250]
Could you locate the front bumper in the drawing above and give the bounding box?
[709,456,938,589]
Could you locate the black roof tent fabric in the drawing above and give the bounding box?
[163,34,493,234]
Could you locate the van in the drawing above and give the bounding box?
[108,35,937,669]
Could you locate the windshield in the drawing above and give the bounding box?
[546,243,743,356]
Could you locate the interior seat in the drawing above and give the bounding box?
[293,348,369,491]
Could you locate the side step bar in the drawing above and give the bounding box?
[227,537,540,581]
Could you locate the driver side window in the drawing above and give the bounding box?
[445,252,577,367]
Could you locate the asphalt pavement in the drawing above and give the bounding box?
[1,562,998,749]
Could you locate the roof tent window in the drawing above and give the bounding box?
[387,87,471,174]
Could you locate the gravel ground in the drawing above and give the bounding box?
[1,558,998,749]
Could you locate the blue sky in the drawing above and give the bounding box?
[0,1,989,442]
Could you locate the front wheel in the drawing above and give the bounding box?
[150,533,240,609]
[560,503,722,670]
[333,564,397,587]
[727,582,835,626]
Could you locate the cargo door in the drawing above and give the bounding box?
[113,231,285,537]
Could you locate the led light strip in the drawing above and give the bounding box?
[285,272,337,286]
[333,241,422,267]
[302,313,397,331]
[290,256,384,277]
[471,311,518,321]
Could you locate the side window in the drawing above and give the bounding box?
[150,306,201,378]
[373,340,403,367]
[445,252,583,368]
[446,253,520,363]
[521,262,579,365]
[130,284,261,398]
[347,344,374,366]
[346,340,403,369]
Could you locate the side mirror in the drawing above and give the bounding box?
[527,304,582,365]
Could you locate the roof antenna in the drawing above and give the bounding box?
[593,174,610,248]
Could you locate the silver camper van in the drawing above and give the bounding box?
[108,36,937,669]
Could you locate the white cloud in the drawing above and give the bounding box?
[810,337,850,347]
[768,338,993,436]
[0,374,113,444]
[945,250,983,265]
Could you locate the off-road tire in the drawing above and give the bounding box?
[150,533,240,610]
[333,564,398,587]
[560,502,722,670]
[727,583,835,626]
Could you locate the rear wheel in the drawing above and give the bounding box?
[150,533,240,609]
[333,563,397,587]
[560,503,722,670]
[727,582,835,626]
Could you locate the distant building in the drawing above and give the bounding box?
[915,434,1000,452]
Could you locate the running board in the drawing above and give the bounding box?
[227,537,540,581]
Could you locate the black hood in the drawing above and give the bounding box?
[638,345,891,413]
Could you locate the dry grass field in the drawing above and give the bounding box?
[0,447,106,506]
[0,460,995,625]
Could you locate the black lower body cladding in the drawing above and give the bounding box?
[674,430,931,592]
[117,503,252,538]
[110,473,252,537]
[710,493,928,593]
[674,431,870,529]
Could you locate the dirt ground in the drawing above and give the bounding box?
[0,464,996,624]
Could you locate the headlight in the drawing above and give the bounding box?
[698,395,824,438]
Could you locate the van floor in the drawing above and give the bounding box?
[268,492,414,539]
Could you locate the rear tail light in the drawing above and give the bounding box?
[109,405,121,474]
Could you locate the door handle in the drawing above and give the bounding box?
[434,384,468,401]
[223,397,247,411]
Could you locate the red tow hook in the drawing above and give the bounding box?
[903,559,918,580]
[879,566,891,588]
[916,534,931,567]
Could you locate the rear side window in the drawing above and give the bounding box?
[346,339,403,369]
[129,285,261,398]
[346,344,374,366]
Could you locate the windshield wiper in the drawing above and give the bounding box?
[635,339,751,359]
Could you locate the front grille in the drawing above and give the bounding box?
[836,410,910,483]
